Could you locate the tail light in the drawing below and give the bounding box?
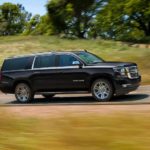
[0,71,2,81]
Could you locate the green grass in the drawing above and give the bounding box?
[0,36,149,84]
[1,110,150,150]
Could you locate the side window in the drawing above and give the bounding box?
[2,57,34,71]
[58,54,79,67]
[34,55,55,68]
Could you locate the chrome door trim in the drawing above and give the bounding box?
[32,66,80,70]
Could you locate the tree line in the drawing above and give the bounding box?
[0,0,150,42]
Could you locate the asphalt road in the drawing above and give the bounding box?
[0,85,150,105]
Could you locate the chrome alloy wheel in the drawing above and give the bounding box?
[15,83,32,103]
[92,79,113,101]
[94,81,110,100]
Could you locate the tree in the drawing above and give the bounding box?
[47,0,103,38]
[96,0,150,40]
[0,2,31,35]
[0,15,8,35]
[32,15,55,35]
[24,15,55,35]
[23,14,41,35]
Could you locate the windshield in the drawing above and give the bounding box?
[75,52,104,64]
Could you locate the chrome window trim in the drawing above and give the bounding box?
[83,66,114,68]
[31,56,36,69]
[32,66,80,70]
[2,65,115,73]
[32,53,85,70]
[2,69,32,73]
[32,65,115,70]
[2,66,80,73]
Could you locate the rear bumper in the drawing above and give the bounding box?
[114,76,141,96]
[0,82,13,93]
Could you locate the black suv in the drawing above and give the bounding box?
[0,51,141,103]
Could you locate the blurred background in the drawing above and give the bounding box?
[1,0,150,41]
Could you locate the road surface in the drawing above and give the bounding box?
[0,85,149,106]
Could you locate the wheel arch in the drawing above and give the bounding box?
[89,74,116,93]
[13,80,32,92]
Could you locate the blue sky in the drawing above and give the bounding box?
[0,0,48,16]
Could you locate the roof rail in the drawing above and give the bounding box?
[6,50,88,59]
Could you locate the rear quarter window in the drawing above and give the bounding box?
[2,56,34,71]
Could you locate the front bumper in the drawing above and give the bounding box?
[114,76,141,96]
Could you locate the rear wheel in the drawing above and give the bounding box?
[42,94,55,99]
[91,79,113,102]
[15,83,33,103]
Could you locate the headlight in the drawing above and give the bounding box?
[113,66,139,79]
[113,66,128,77]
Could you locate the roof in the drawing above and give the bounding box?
[7,50,87,59]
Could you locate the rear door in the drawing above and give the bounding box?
[31,54,59,91]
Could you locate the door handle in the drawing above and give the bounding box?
[34,72,40,74]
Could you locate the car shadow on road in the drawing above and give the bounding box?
[7,93,149,105]
[112,94,149,102]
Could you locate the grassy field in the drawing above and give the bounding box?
[1,110,150,150]
[0,36,149,84]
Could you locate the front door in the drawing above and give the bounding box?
[54,54,89,90]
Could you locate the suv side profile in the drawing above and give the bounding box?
[0,51,141,103]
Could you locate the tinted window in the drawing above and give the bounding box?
[58,54,78,66]
[2,57,34,71]
[75,52,104,64]
[34,55,55,68]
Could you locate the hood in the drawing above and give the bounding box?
[87,61,137,68]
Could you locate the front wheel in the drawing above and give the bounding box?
[15,83,33,103]
[91,79,113,102]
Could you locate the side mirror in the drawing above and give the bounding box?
[72,61,83,68]
[72,61,80,65]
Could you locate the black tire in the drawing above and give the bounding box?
[91,79,113,102]
[15,83,34,103]
[42,94,55,99]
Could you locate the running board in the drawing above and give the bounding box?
[36,91,90,95]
